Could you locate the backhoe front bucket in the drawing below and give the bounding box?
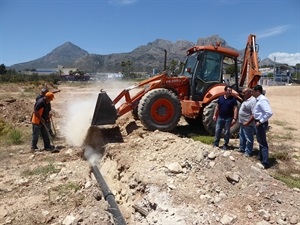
[91,91,118,126]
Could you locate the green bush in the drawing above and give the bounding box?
[21,162,61,176]
[191,135,214,145]
[9,128,22,144]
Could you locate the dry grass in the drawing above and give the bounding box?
[272,166,300,188]
[268,129,300,188]
[21,162,61,177]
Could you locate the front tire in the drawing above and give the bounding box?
[138,88,181,132]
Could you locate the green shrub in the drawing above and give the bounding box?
[21,163,61,176]
[191,135,214,145]
[273,171,300,188]
[0,119,10,136]
[9,128,22,144]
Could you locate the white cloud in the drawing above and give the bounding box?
[257,25,290,39]
[268,52,300,66]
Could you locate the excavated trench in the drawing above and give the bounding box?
[82,125,129,224]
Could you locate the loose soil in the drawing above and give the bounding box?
[0,82,299,225]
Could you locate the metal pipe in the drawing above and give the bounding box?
[91,165,127,225]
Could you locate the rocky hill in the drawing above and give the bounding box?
[8,35,270,73]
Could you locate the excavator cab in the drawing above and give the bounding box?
[181,49,238,101]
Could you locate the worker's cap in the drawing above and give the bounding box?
[41,88,49,93]
[45,92,54,100]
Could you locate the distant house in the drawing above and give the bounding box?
[57,65,79,76]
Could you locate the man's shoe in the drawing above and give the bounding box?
[31,147,40,152]
[263,163,270,169]
[244,153,252,157]
[222,145,228,150]
[213,145,219,149]
[44,146,55,151]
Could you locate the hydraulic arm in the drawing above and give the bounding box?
[239,34,261,88]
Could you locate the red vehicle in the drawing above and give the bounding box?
[91,34,261,135]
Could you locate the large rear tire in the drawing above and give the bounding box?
[138,88,181,132]
[202,99,240,137]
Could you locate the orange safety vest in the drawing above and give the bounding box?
[31,108,44,124]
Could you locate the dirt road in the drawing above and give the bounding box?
[0,82,299,225]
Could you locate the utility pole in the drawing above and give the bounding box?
[273,56,276,83]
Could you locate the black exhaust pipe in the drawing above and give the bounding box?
[164,49,167,71]
[91,165,126,225]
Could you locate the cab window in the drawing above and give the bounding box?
[196,51,222,82]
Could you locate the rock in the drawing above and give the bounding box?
[0,208,8,219]
[85,180,92,189]
[209,161,216,167]
[4,98,16,103]
[220,214,237,225]
[223,151,231,157]
[245,204,253,212]
[208,152,216,160]
[42,210,50,216]
[247,212,255,219]
[15,178,30,185]
[290,214,299,224]
[166,162,182,174]
[195,151,205,162]
[128,180,138,189]
[256,221,271,225]
[277,219,288,225]
[293,187,300,192]
[225,172,240,183]
[63,214,77,225]
[167,183,177,190]
[258,209,270,221]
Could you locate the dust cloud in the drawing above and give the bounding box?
[60,80,136,164]
[61,97,97,146]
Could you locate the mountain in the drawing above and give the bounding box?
[10,42,89,71]
[8,35,267,73]
[260,58,275,67]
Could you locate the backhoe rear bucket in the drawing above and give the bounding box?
[91,91,117,126]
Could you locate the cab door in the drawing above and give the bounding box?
[191,51,223,101]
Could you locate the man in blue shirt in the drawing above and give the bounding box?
[252,85,273,169]
[213,86,238,150]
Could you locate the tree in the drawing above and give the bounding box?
[121,60,134,78]
[169,60,178,74]
[292,63,300,80]
[0,64,7,74]
[224,64,236,76]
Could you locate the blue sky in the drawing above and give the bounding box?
[0,0,299,67]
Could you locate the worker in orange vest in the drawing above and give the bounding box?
[31,92,55,152]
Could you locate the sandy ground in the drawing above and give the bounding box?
[0,82,300,225]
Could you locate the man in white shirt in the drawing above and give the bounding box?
[252,85,273,169]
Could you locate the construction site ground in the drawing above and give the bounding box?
[0,81,300,225]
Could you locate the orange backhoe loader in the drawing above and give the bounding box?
[91,34,261,135]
